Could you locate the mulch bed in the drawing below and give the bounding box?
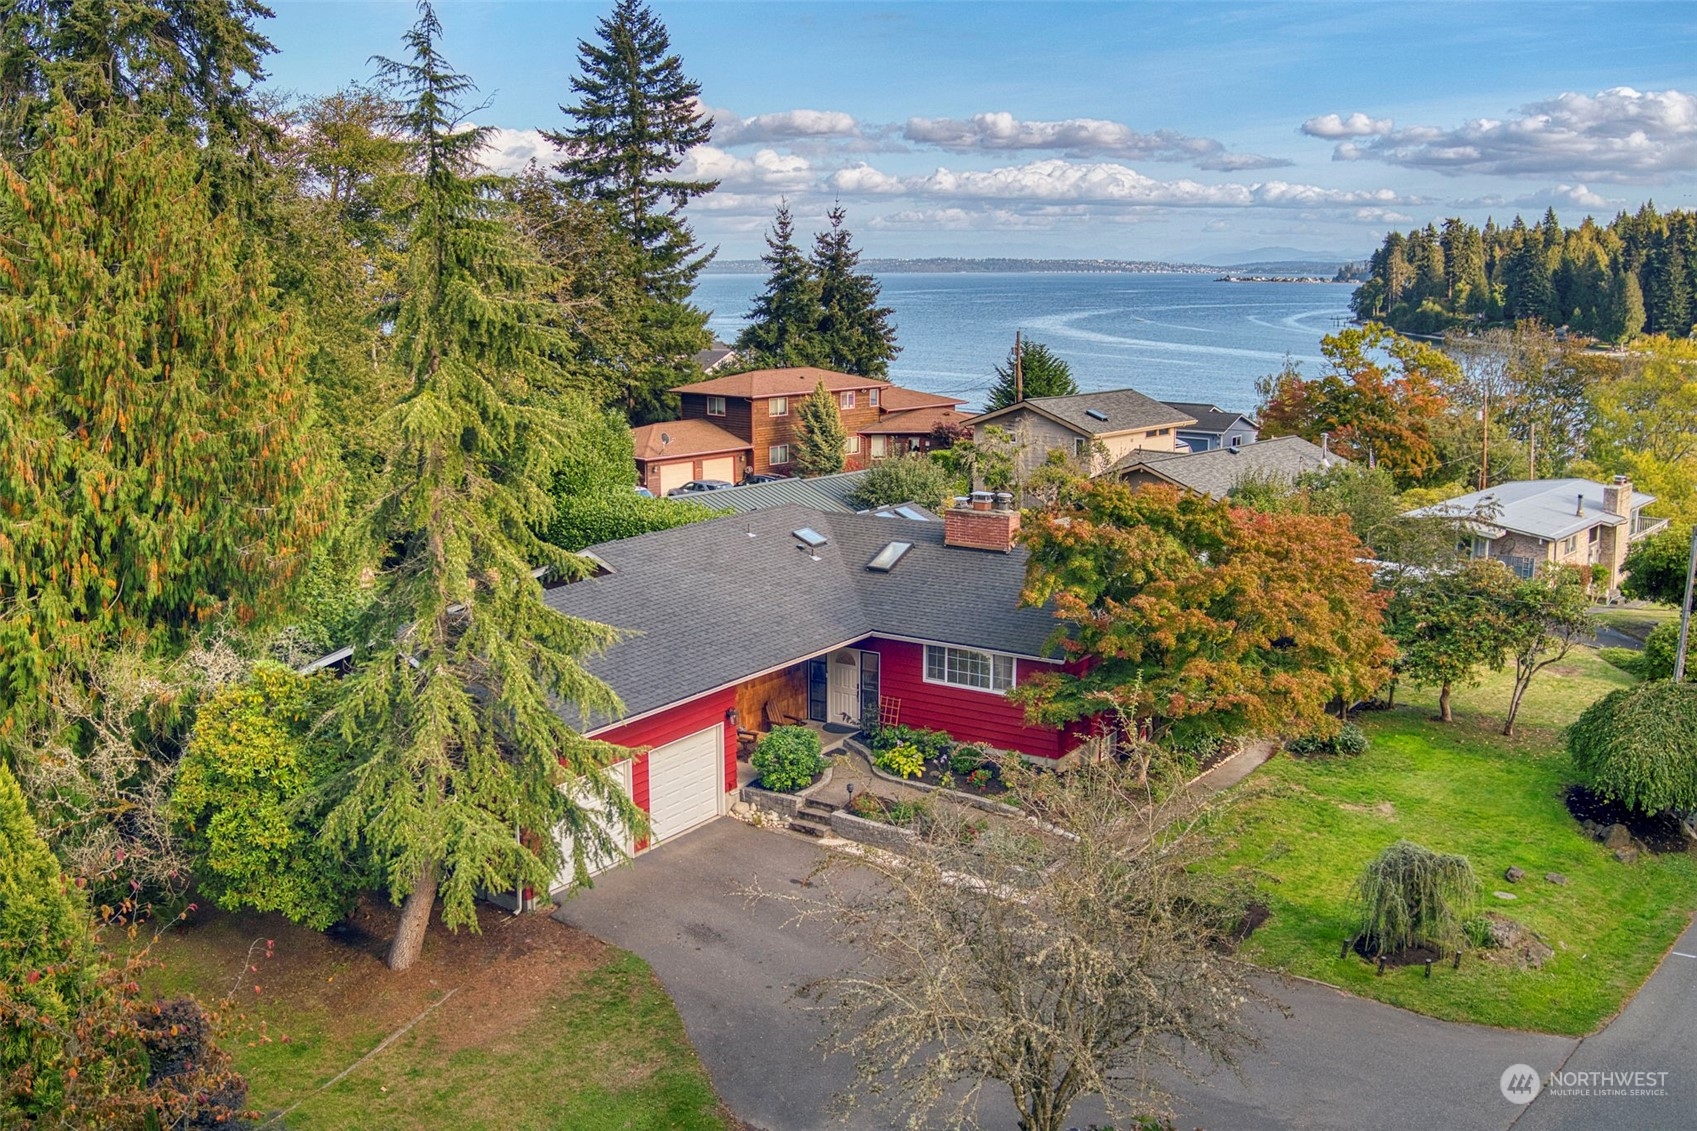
[1564,784,1691,854]
[1350,936,1450,968]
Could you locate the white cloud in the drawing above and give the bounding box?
[869,206,1070,231]
[902,111,1289,170]
[1327,87,1697,180]
[476,126,552,175]
[1351,208,1415,224]
[1301,112,1394,139]
[827,162,907,195]
[676,145,815,193]
[703,103,862,145]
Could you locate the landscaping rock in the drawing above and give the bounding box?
[1613,845,1640,865]
[1603,823,1633,849]
[1581,819,1601,839]
[1492,890,1518,900]
[1504,866,1525,883]
[1478,912,1553,970]
[1544,872,1568,885]
[730,801,752,819]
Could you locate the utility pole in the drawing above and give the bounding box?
[1478,375,1490,491]
[1013,329,1023,403]
[1675,525,1697,683]
[1527,421,1536,482]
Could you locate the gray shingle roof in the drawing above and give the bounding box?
[973,388,1195,437]
[1164,401,1256,435]
[542,504,1058,730]
[1404,478,1657,541]
[1112,435,1344,499]
[668,470,871,514]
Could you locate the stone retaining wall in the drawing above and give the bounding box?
[829,808,917,852]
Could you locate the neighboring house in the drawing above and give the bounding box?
[692,345,739,374]
[539,496,1092,888]
[1404,476,1668,590]
[1163,401,1259,453]
[658,367,973,481]
[968,388,1196,481]
[667,469,873,514]
[1112,435,1344,500]
[631,418,753,498]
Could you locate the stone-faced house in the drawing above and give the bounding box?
[967,388,1196,481]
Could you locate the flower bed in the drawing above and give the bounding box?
[863,723,1011,797]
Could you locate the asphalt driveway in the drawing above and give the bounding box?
[554,819,1694,1131]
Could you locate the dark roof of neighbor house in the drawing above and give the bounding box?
[1164,401,1257,435]
[1112,435,1344,499]
[692,346,739,374]
[877,386,968,411]
[543,504,1058,730]
[668,470,872,514]
[631,419,752,462]
[672,367,890,399]
[1403,478,1658,542]
[860,406,976,435]
[972,388,1196,437]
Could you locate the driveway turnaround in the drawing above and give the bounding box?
[554,819,1693,1131]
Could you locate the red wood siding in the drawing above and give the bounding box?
[588,687,737,851]
[856,637,1067,759]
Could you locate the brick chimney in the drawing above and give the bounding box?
[944,491,1020,552]
[1602,474,1632,518]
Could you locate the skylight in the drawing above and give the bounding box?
[792,527,827,548]
[894,506,932,521]
[866,541,913,572]
[1084,408,1109,421]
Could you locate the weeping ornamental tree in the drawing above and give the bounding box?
[1569,681,1697,817]
[323,4,638,973]
[1352,840,1478,958]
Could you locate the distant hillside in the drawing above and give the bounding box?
[705,257,1218,276]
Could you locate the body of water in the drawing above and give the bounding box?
[693,272,1357,414]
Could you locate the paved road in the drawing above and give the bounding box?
[555,820,1693,1131]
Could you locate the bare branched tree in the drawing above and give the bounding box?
[746,759,1275,1131]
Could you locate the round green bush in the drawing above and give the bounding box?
[751,726,826,793]
[1569,679,1697,815]
[1286,723,1369,758]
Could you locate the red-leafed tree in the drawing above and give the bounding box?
[1013,482,1394,745]
[1256,323,1456,486]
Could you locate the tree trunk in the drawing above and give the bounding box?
[1502,672,1530,737]
[1387,679,1397,709]
[387,861,438,972]
[1438,682,1452,723]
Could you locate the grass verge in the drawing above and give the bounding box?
[142,900,732,1130]
[1213,646,1697,1035]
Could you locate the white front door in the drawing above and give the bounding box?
[647,725,723,842]
[828,650,861,726]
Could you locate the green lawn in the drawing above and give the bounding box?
[143,903,731,1130]
[1213,646,1697,1035]
[1590,604,1679,643]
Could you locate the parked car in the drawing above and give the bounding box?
[668,479,735,496]
[633,485,655,498]
[742,472,789,485]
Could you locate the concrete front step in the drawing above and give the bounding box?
[788,810,833,837]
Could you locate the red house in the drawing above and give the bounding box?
[539,494,1087,888]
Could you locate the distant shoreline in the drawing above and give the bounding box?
[704,256,1356,278]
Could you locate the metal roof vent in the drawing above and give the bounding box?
[866,541,913,572]
[1084,408,1109,421]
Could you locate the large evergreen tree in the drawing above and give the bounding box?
[811,204,900,377]
[794,381,849,478]
[737,200,827,366]
[0,104,330,735]
[547,0,714,299]
[985,338,1078,411]
[323,5,637,972]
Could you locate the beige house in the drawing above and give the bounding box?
[1405,476,1668,592]
[968,388,1196,483]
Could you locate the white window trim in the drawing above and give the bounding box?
[769,397,788,417]
[706,396,726,416]
[846,434,861,454]
[869,389,880,407]
[768,444,790,465]
[840,390,856,409]
[923,644,1017,694]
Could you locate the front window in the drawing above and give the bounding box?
[768,444,790,465]
[769,397,788,417]
[924,645,1015,692]
[846,435,861,454]
[840,390,856,409]
[1074,437,1088,458]
[1562,535,1579,555]
[869,388,880,407]
[706,396,726,416]
[870,435,888,458]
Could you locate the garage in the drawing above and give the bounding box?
[700,455,738,483]
[646,725,723,842]
[550,758,632,894]
[655,461,694,497]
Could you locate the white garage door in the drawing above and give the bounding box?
[700,456,737,483]
[656,461,694,497]
[647,725,723,842]
[551,759,632,894]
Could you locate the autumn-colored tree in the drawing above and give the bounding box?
[1256,323,1456,487]
[1014,482,1394,744]
[0,104,330,736]
[1581,336,1697,523]
[322,6,637,973]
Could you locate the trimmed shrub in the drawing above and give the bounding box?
[1569,679,1697,815]
[1638,621,1695,682]
[1286,723,1369,758]
[867,723,953,760]
[751,726,825,792]
[949,743,991,777]
[874,743,925,780]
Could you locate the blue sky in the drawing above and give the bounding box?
[265,1,1697,262]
